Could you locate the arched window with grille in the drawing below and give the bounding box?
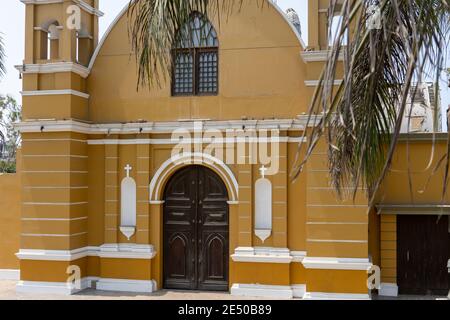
[172,13,219,96]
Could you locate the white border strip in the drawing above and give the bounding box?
[96,278,156,293]
[16,244,156,261]
[302,257,372,271]
[15,119,308,135]
[0,269,20,281]
[21,90,90,99]
[231,247,306,264]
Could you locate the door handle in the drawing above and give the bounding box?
[407,250,410,262]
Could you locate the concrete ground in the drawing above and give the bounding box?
[1,280,448,300]
[0,280,271,300]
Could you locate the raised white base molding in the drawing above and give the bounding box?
[304,292,371,300]
[379,283,399,297]
[0,269,20,280]
[16,277,156,295]
[96,278,156,293]
[231,284,298,299]
[16,277,97,295]
[231,283,370,300]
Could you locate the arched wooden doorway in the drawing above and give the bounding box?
[163,165,229,291]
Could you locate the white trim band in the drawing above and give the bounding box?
[302,257,372,271]
[15,119,308,134]
[96,278,156,293]
[379,283,399,297]
[0,269,20,280]
[16,244,156,261]
[231,247,306,264]
[15,62,90,78]
[21,90,90,99]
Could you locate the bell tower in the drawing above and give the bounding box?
[15,1,103,291]
[23,0,101,66]
[307,0,347,51]
[18,0,103,121]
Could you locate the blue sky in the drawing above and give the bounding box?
[0,0,448,130]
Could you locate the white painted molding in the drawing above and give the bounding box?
[119,226,136,241]
[88,137,306,145]
[14,119,309,135]
[291,284,307,298]
[21,90,90,99]
[98,244,156,260]
[254,229,272,243]
[96,278,156,293]
[230,283,369,300]
[300,50,344,62]
[16,277,97,295]
[302,257,372,271]
[0,269,20,280]
[290,251,307,263]
[15,62,90,78]
[16,277,155,295]
[231,284,294,299]
[149,152,239,202]
[16,247,95,261]
[231,247,293,264]
[304,80,343,87]
[20,0,104,17]
[304,292,370,300]
[379,283,398,297]
[16,244,156,261]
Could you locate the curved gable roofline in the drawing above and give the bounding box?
[88,0,306,71]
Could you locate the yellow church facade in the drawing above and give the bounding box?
[0,0,448,299]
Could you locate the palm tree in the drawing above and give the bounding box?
[0,33,5,78]
[290,0,450,206]
[128,0,450,205]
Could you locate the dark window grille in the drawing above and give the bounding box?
[172,13,219,96]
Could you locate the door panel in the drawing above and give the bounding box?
[163,166,229,291]
[397,215,449,295]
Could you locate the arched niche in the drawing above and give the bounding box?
[254,177,272,242]
[120,177,137,240]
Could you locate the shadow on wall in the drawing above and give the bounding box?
[0,150,21,270]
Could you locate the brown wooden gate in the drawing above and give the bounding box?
[397,215,449,295]
[163,165,229,291]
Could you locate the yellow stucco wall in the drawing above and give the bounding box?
[0,173,21,269]
[0,152,22,269]
[11,0,448,298]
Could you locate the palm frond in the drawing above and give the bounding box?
[292,0,450,204]
[127,0,243,89]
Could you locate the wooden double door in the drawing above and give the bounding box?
[397,215,450,295]
[163,166,229,291]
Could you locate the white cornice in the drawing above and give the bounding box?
[301,50,344,63]
[302,257,372,271]
[20,0,104,17]
[21,90,90,99]
[14,119,310,135]
[15,62,90,78]
[87,137,307,146]
[16,244,156,261]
